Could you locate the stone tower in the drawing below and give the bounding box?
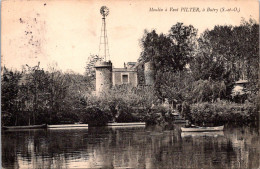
[95,60,112,95]
[144,61,155,86]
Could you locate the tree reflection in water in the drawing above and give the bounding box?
[2,124,259,169]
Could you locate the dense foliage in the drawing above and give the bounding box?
[1,67,159,126]
[139,19,258,103]
[81,85,158,125]
[192,19,258,91]
[139,23,197,72]
[186,101,258,125]
[1,65,92,126]
[1,19,259,126]
[137,19,259,125]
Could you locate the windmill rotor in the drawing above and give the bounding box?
[100,6,109,17]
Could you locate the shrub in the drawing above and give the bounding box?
[80,106,110,126]
[145,105,168,125]
[81,85,158,124]
[190,101,257,125]
[190,80,226,103]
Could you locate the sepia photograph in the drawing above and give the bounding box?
[1,0,259,168]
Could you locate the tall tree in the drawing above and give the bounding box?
[191,18,259,94]
[139,23,197,72]
[168,23,198,71]
[1,68,21,125]
[190,30,227,81]
[234,19,259,94]
[139,23,197,100]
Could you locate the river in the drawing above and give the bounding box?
[1,124,259,169]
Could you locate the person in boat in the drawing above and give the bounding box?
[185,120,191,128]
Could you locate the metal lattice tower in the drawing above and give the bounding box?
[99,6,110,61]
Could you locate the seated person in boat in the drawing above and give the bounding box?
[185,120,191,128]
[185,120,198,128]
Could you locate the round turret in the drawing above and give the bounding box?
[144,61,155,86]
[95,61,112,95]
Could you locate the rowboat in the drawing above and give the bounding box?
[181,125,224,132]
[106,122,146,126]
[47,124,88,129]
[2,124,47,130]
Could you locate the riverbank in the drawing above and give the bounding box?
[3,100,258,127]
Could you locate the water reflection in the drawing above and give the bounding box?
[181,131,224,137]
[2,124,259,169]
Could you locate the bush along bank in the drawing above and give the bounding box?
[79,104,177,126]
[181,101,258,126]
[79,106,147,126]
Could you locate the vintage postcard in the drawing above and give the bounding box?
[1,0,259,168]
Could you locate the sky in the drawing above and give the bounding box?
[1,0,259,74]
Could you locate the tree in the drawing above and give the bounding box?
[23,63,49,124]
[85,54,103,80]
[191,18,259,99]
[139,23,197,100]
[155,71,194,103]
[1,67,22,126]
[139,23,197,72]
[234,19,259,94]
[168,23,198,71]
[190,30,227,81]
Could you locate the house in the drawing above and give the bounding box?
[112,62,138,87]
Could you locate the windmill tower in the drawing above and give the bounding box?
[99,6,110,61]
[95,6,112,96]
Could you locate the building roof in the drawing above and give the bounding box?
[112,68,136,72]
[112,61,137,72]
[127,62,137,65]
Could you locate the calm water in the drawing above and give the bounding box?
[1,124,259,169]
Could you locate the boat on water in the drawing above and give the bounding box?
[2,124,47,130]
[181,125,224,132]
[106,122,146,126]
[107,122,146,129]
[47,124,88,129]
